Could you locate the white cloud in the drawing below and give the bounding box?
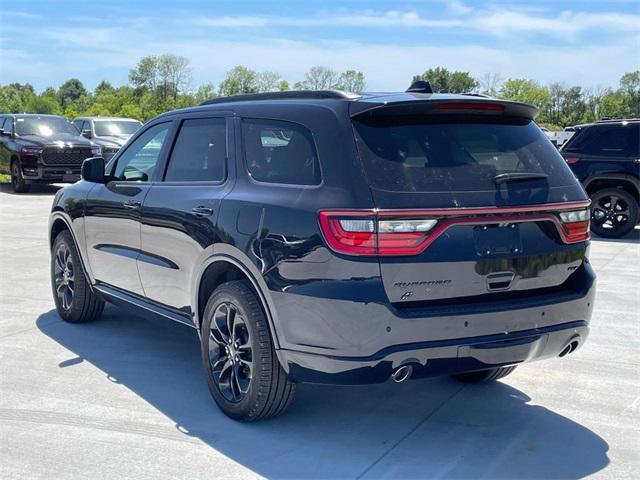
[192,8,640,37]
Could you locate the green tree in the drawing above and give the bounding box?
[295,66,338,90]
[94,80,114,96]
[26,95,61,114]
[194,83,216,103]
[278,80,290,92]
[336,70,366,93]
[129,55,159,93]
[499,78,551,121]
[619,70,640,117]
[412,67,478,93]
[256,71,283,93]
[157,53,191,101]
[218,66,258,96]
[57,79,87,109]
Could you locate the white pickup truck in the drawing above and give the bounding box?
[541,127,576,148]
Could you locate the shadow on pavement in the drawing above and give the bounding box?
[0,183,62,196]
[590,227,639,244]
[37,307,609,479]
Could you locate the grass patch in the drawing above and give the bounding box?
[0,173,10,184]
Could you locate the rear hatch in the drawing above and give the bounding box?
[324,97,591,306]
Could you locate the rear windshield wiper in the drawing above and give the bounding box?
[494,172,549,185]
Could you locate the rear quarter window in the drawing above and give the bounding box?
[353,115,577,192]
[242,118,321,186]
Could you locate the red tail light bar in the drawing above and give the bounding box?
[319,201,591,257]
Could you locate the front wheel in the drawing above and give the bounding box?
[51,230,104,323]
[590,188,638,238]
[201,280,295,421]
[11,161,30,193]
[451,366,517,383]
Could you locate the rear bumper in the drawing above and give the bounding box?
[21,164,81,183]
[280,321,588,384]
[274,263,596,385]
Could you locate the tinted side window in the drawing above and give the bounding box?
[164,118,226,182]
[568,125,639,156]
[113,123,170,181]
[242,119,320,185]
[1,117,10,133]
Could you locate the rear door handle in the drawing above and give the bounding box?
[191,206,214,217]
[123,200,141,209]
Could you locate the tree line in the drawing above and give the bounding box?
[0,53,638,129]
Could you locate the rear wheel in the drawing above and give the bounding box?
[51,230,104,323]
[201,280,295,421]
[451,366,517,383]
[11,161,30,193]
[590,188,638,238]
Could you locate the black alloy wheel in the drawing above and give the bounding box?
[590,188,638,238]
[53,242,75,311]
[201,280,296,421]
[208,301,253,402]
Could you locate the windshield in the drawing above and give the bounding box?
[15,116,79,137]
[353,115,577,192]
[94,120,141,137]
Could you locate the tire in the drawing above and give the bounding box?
[51,230,104,323]
[451,366,517,383]
[590,188,638,239]
[200,280,296,421]
[11,160,30,193]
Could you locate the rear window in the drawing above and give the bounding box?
[353,116,576,192]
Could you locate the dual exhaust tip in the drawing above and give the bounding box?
[392,337,580,382]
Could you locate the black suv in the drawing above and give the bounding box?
[48,89,596,421]
[561,119,640,238]
[0,114,101,192]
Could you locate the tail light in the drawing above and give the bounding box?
[320,203,591,257]
[319,211,437,256]
[564,156,579,164]
[558,209,590,242]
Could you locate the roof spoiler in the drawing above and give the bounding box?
[351,98,538,120]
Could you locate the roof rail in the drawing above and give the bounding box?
[596,117,639,123]
[200,90,358,106]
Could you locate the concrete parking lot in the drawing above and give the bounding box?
[0,183,638,480]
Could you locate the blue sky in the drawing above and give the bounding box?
[1,0,638,92]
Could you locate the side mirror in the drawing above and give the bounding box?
[81,129,92,139]
[81,157,106,184]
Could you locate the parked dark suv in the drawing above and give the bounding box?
[48,89,596,421]
[0,114,101,192]
[561,119,639,238]
[72,116,142,162]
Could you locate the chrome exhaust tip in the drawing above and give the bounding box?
[392,365,413,383]
[559,339,580,358]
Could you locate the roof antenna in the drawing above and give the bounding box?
[406,80,433,94]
